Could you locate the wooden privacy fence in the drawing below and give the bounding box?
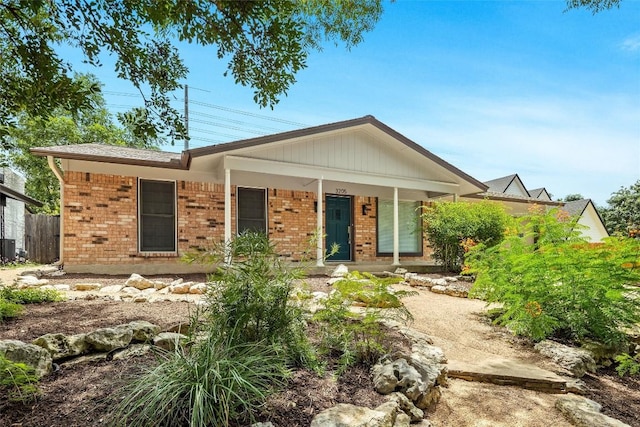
[25,213,60,264]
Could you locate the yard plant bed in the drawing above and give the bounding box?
[1,275,639,426]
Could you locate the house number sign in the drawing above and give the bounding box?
[334,188,347,195]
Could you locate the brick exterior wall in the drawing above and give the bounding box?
[62,172,433,271]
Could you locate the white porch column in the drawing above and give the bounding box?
[393,186,400,266]
[224,168,232,264]
[316,178,324,267]
[453,193,459,202]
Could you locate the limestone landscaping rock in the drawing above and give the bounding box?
[111,344,152,360]
[430,283,468,298]
[189,283,207,294]
[85,326,133,351]
[310,403,394,427]
[372,357,443,410]
[15,275,49,288]
[124,320,161,342]
[125,273,155,290]
[153,332,188,351]
[73,283,102,291]
[32,333,89,361]
[331,264,349,278]
[556,395,631,427]
[168,281,193,295]
[0,339,52,378]
[99,284,124,293]
[535,340,597,378]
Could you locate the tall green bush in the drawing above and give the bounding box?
[468,208,640,346]
[113,232,314,427]
[422,201,511,272]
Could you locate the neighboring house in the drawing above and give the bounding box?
[465,174,609,242]
[561,199,609,242]
[32,116,488,274]
[0,168,43,260]
[529,187,552,202]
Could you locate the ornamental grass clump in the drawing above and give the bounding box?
[112,232,315,427]
[468,207,640,347]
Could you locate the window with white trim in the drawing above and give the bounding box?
[139,179,176,252]
[377,199,422,255]
[237,187,267,234]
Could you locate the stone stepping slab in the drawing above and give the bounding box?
[448,358,567,393]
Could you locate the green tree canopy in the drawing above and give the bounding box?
[3,74,157,213]
[566,0,622,13]
[601,180,640,237]
[563,193,585,202]
[0,0,384,145]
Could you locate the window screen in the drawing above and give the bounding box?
[139,180,176,252]
[377,199,422,254]
[237,187,267,234]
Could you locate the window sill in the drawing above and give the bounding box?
[138,251,179,258]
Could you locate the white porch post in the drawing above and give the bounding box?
[453,193,459,202]
[224,168,232,264]
[393,186,400,266]
[316,178,324,267]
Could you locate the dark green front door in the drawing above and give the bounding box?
[326,195,351,261]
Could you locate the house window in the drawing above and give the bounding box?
[139,179,176,252]
[377,199,422,255]
[237,187,267,234]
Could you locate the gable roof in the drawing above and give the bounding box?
[31,116,488,194]
[483,174,530,197]
[562,198,591,217]
[529,188,546,198]
[187,115,488,191]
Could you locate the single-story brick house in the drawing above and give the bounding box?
[32,116,489,274]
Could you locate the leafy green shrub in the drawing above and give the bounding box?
[0,287,63,304]
[422,201,511,272]
[313,271,416,373]
[110,332,288,427]
[468,208,640,346]
[615,353,640,377]
[195,232,315,366]
[0,298,23,322]
[0,354,40,403]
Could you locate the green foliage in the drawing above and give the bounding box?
[0,298,23,322]
[0,353,40,403]
[600,180,640,238]
[615,353,640,377]
[110,333,288,427]
[0,287,63,304]
[195,232,314,366]
[565,0,622,14]
[563,193,584,202]
[468,208,640,346]
[422,201,511,272]
[313,271,416,373]
[1,1,383,144]
[2,74,159,213]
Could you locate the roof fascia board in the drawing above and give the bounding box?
[223,155,460,194]
[466,192,563,206]
[30,148,189,170]
[0,183,43,207]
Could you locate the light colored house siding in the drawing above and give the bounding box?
[576,205,608,242]
[1,168,26,251]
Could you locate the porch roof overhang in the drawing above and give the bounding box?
[222,155,459,200]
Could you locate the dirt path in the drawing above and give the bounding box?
[398,284,573,426]
[0,266,34,285]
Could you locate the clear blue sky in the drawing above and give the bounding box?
[80,0,640,206]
